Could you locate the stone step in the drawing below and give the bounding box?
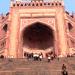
[0,57,75,75]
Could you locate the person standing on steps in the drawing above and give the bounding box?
[47,55,51,62]
[39,53,43,61]
[61,64,68,75]
[61,69,68,75]
[62,64,66,71]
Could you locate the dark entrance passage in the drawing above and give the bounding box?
[22,22,54,50]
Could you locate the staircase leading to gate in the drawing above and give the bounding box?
[0,57,75,75]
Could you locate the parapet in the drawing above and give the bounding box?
[65,11,75,20]
[71,12,75,18]
[10,0,64,7]
[0,12,9,22]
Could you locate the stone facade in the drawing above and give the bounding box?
[0,0,75,58]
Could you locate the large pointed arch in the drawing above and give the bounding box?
[21,22,55,50]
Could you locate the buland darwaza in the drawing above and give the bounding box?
[0,0,75,58]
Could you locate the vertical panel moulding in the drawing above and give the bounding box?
[54,30,59,56]
[4,31,9,58]
[9,11,19,58]
[7,11,12,58]
[17,16,23,58]
[65,21,70,55]
[67,36,71,54]
[56,7,68,56]
[16,14,20,58]
[54,17,60,56]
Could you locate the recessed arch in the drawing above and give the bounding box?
[21,22,54,50]
[68,23,73,31]
[3,24,8,32]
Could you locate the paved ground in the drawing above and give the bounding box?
[0,57,75,75]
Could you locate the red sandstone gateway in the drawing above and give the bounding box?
[0,0,75,58]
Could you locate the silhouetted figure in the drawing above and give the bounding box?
[51,54,54,60]
[39,53,43,61]
[33,53,39,61]
[61,70,68,75]
[67,54,70,57]
[46,53,48,58]
[0,55,4,59]
[47,55,51,62]
[27,53,30,60]
[31,53,33,58]
[61,64,68,75]
[24,52,27,57]
[57,56,60,61]
[62,64,66,71]
[27,53,32,59]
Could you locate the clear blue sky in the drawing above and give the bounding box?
[0,0,75,14]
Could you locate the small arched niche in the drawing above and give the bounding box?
[68,23,73,31]
[3,24,8,32]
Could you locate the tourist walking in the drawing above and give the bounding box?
[33,53,39,61]
[47,55,51,62]
[62,64,66,71]
[61,64,68,75]
[39,53,43,61]
[61,70,68,75]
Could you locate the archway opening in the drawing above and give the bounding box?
[3,24,8,32]
[68,23,73,31]
[22,22,54,50]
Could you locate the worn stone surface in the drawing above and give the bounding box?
[0,57,75,75]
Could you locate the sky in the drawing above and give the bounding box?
[0,0,75,14]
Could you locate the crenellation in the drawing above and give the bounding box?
[65,11,75,21]
[0,15,5,20]
[0,14,9,23]
[11,0,63,7]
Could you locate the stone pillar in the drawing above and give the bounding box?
[54,30,60,56]
[56,7,67,56]
[8,10,19,58]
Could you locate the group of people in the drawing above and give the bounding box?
[24,52,55,62]
[24,52,43,61]
[24,52,69,75]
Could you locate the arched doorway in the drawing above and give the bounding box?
[21,22,55,57]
